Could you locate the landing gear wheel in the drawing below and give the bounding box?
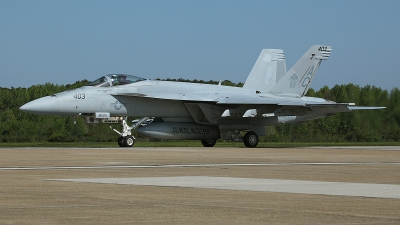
[244,131,258,148]
[201,139,216,147]
[118,136,125,147]
[124,135,135,147]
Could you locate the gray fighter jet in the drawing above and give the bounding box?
[20,45,385,147]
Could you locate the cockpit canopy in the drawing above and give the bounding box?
[87,74,146,87]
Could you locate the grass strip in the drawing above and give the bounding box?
[0,141,398,148]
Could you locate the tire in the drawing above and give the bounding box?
[118,136,125,147]
[243,131,258,148]
[124,136,135,147]
[201,139,216,147]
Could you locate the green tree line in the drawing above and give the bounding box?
[268,84,400,142]
[0,80,399,142]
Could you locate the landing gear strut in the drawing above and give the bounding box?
[110,117,149,147]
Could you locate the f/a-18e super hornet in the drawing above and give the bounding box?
[20,45,385,147]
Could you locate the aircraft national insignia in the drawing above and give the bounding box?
[111,101,124,110]
[289,74,298,88]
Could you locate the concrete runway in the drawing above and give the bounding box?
[1,146,399,224]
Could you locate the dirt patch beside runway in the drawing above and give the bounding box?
[0,147,399,224]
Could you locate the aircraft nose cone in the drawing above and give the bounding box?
[19,96,59,115]
[19,103,30,112]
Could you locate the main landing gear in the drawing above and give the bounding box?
[221,130,259,148]
[110,117,149,147]
[243,131,259,148]
[201,139,217,147]
[201,132,258,148]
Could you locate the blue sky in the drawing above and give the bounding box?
[1,0,399,91]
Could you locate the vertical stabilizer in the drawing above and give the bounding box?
[243,49,286,92]
[269,45,332,97]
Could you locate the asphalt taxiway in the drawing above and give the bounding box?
[0,146,399,224]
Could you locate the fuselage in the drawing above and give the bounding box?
[20,77,333,128]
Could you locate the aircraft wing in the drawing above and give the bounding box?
[215,95,354,108]
[113,92,385,116]
[348,106,386,110]
[113,92,383,109]
[112,92,219,102]
[114,92,307,105]
[216,95,302,105]
[301,104,386,114]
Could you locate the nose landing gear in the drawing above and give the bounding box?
[111,117,149,147]
[117,135,135,147]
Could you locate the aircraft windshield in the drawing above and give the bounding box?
[87,74,146,87]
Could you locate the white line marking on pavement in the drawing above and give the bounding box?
[1,162,399,170]
[52,176,400,199]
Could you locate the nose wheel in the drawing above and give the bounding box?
[118,136,135,147]
[118,136,125,147]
